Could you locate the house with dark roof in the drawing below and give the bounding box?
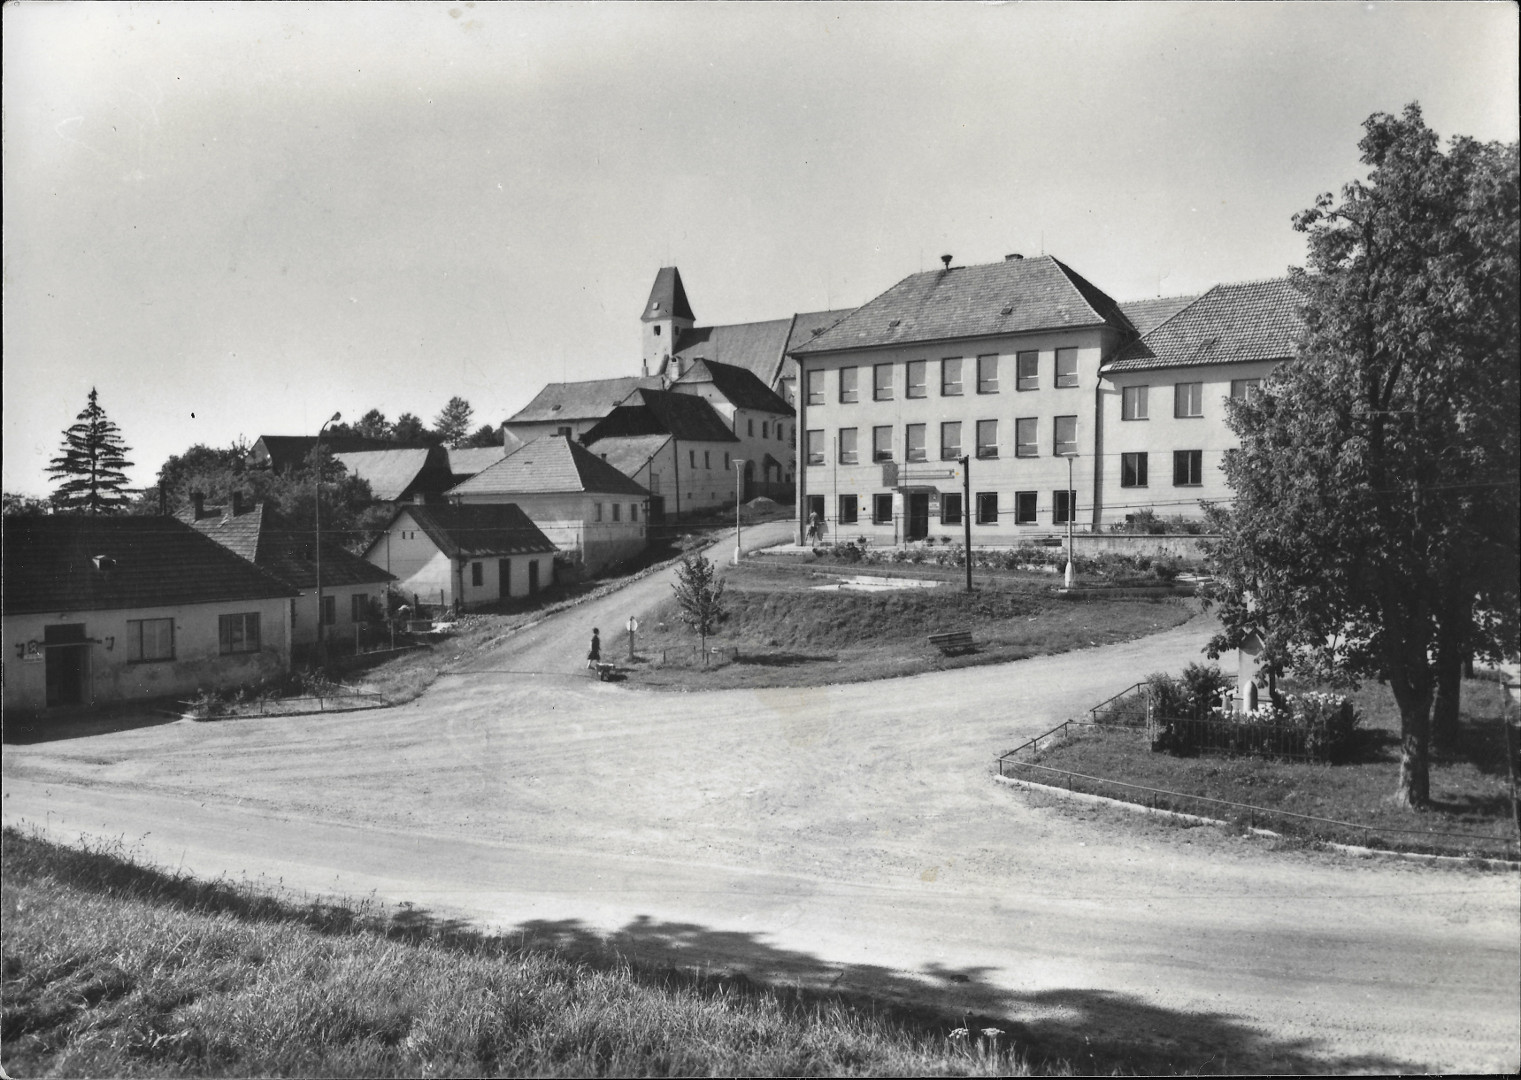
[2,516,297,711]
[668,359,797,500]
[331,445,457,504]
[788,253,1142,544]
[361,503,557,612]
[183,496,395,656]
[501,376,662,448]
[1097,278,1304,524]
[247,435,433,475]
[445,435,650,573]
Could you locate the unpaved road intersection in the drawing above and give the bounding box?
[5,530,1518,1073]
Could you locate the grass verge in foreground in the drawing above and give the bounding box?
[1015,678,1519,860]
[1,829,1046,1078]
[621,560,1194,691]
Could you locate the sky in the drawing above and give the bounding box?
[4,1,1517,497]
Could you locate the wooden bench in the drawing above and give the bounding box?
[592,661,618,681]
[928,629,975,655]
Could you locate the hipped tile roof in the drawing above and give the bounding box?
[505,377,661,425]
[249,435,428,473]
[582,434,672,480]
[3,515,296,617]
[792,256,1134,355]
[333,446,455,502]
[583,390,739,445]
[1104,278,1304,373]
[673,359,795,415]
[445,446,510,480]
[184,503,394,591]
[448,435,650,498]
[1118,294,1201,336]
[385,504,558,560]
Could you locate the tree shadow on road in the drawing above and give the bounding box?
[509,914,1421,1076]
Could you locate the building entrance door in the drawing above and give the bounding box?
[906,493,930,540]
[806,494,826,542]
[528,560,540,595]
[44,623,88,707]
[499,559,512,599]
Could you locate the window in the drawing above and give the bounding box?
[976,419,999,459]
[1174,449,1203,486]
[873,494,894,524]
[612,502,621,522]
[630,503,639,522]
[1231,378,1262,401]
[872,425,893,463]
[704,451,711,470]
[1122,384,1149,420]
[689,449,696,468]
[1053,488,1076,525]
[806,369,824,406]
[839,366,859,403]
[1053,415,1077,457]
[322,594,337,625]
[351,594,368,622]
[1015,417,1038,458]
[1121,452,1148,488]
[874,363,894,401]
[748,418,755,436]
[906,360,927,398]
[1175,381,1204,418]
[906,424,926,462]
[839,495,858,524]
[976,492,999,524]
[557,425,572,438]
[1016,350,1039,391]
[977,354,999,394]
[762,421,770,439]
[127,617,174,662]
[723,453,730,471]
[942,492,963,524]
[941,357,963,396]
[594,501,604,522]
[838,427,858,464]
[1055,347,1078,388]
[806,429,825,465]
[219,613,261,654]
[940,421,962,460]
[1015,491,1038,524]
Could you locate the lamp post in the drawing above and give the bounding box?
[1064,452,1076,589]
[314,411,341,669]
[733,460,746,564]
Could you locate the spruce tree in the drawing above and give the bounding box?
[47,387,135,514]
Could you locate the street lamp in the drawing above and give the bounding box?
[314,411,341,669]
[1064,452,1077,589]
[733,460,746,564]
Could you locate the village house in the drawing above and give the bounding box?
[578,388,740,521]
[362,503,557,612]
[501,377,662,447]
[788,254,1303,545]
[182,493,394,659]
[445,435,650,574]
[662,359,797,501]
[2,516,296,712]
[246,434,413,474]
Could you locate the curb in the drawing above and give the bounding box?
[992,773,1521,871]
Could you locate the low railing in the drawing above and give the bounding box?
[1088,681,1148,724]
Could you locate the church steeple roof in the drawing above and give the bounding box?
[642,266,695,323]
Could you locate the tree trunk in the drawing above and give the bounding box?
[1388,674,1433,809]
[1431,643,1463,748]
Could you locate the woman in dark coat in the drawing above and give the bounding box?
[587,627,601,669]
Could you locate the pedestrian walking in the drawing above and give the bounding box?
[807,510,820,544]
[587,627,601,670]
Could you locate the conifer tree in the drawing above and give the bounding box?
[47,387,134,514]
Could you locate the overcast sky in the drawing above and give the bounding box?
[4,1,1517,496]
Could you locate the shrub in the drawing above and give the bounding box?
[1181,662,1227,709]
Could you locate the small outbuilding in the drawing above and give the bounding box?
[363,503,557,612]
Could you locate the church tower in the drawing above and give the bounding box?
[641,266,696,378]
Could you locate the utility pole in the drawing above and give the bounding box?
[314,411,341,670]
[960,454,972,592]
[733,459,746,564]
[1064,452,1076,589]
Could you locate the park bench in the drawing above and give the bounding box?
[928,629,975,655]
[592,661,618,682]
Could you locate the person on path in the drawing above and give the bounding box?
[587,627,601,670]
[807,510,820,544]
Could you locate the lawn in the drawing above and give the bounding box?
[1011,677,1520,860]
[0,828,1049,1078]
[620,557,1194,691]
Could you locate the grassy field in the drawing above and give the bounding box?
[621,558,1194,690]
[1014,678,1520,860]
[1,829,1052,1078]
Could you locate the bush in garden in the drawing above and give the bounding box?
[1294,692,1361,763]
[1181,662,1228,711]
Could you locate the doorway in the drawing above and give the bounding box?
[499,558,512,599]
[806,494,826,541]
[906,493,930,540]
[44,623,88,707]
[528,559,540,595]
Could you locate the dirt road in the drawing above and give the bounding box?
[5,523,1518,1073]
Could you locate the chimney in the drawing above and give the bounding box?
[191,491,205,519]
[231,491,245,516]
[1005,253,1024,261]
[940,254,952,269]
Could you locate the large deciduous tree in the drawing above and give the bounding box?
[1204,104,1519,809]
[47,388,135,514]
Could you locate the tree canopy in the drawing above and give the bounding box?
[1203,104,1519,808]
[433,397,475,448]
[47,388,135,514]
[671,553,727,665]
